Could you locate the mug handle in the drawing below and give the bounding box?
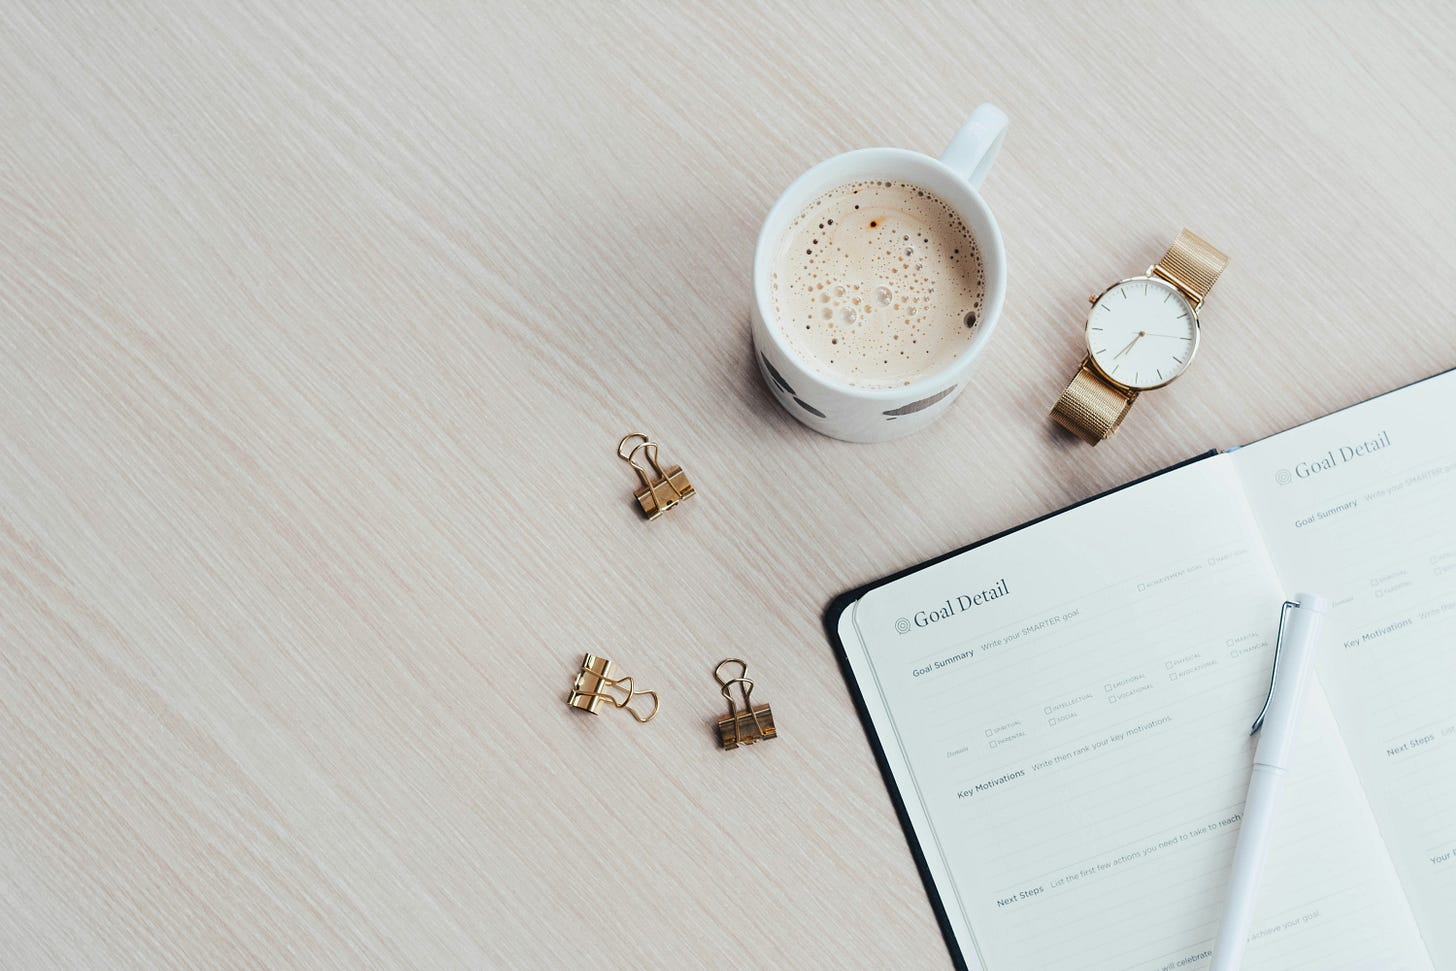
[939,104,1008,190]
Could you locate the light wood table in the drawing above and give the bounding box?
[4,3,1454,967]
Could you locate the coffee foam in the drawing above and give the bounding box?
[768,180,985,389]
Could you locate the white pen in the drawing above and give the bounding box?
[1211,593,1331,971]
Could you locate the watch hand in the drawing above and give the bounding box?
[1145,332,1191,339]
[1112,333,1144,360]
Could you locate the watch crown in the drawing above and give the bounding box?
[1089,293,1099,305]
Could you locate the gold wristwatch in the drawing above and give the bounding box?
[1050,230,1228,444]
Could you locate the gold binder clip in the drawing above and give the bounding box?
[618,433,694,520]
[566,653,660,723]
[714,658,777,749]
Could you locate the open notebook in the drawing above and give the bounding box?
[828,370,1456,970]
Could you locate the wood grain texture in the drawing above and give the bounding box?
[2,1,1453,967]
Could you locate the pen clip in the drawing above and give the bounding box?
[1250,600,1298,736]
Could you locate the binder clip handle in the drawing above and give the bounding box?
[715,658,757,716]
[613,677,660,723]
[618,433,671,497]
[616,432,649,462]
[714,658,750,691]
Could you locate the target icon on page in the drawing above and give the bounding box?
[895,617,913,634]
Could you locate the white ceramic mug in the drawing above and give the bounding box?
[752,105,1008,443]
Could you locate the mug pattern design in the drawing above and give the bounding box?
[759,352,826,419]
[883,385,957,419]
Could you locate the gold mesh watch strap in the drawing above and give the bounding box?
[1050,362,1137,445]
[1151,229,1228,306]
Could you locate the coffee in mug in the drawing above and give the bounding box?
[769,180,986,390]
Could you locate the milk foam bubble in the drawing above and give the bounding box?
[768,181,985,389]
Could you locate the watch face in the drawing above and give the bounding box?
[1086,277,1199,390]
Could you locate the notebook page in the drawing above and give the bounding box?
[840,455,1427,970]
[1233,370,1456,964]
